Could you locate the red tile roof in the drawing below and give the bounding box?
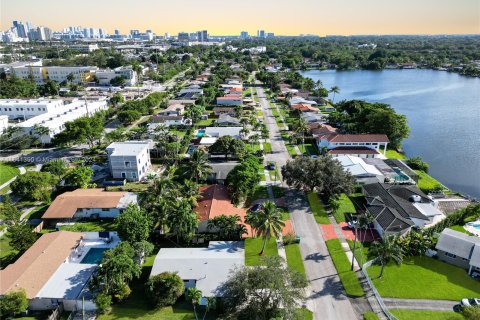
[292,103,320,113]
[319,134,389,143]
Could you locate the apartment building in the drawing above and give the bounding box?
[96,66,137,86]
[0,99,64,120]
[106,141,152,182]
[12,66,98,84]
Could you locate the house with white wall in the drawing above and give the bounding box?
[106,141,151,181]
[0,99,64,120]
[317,133,389,155]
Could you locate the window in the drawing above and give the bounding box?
[102,208,109,212]
[124,161,131,167]
[132,172,137,179]
[445,252,456,258]
[121,172,126,178]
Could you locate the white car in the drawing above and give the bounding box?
[461,298,480,307]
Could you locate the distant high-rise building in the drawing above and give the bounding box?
[16,22,29,38]
[240,31,249,39]
[99,28,106,38]
[197,30,208,42]
[114,29,120,35]
[146,29,152,33]
[266,32,275,38]
[257,30,265,38]
[178,32,189,41]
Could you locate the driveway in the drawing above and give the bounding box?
[257,86,358,320]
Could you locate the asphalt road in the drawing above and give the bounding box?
[257,86,359,320]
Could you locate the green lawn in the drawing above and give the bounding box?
[297,144,319,156]
[325,239,365,297]
[263,142,272,153]
[245,237,278,266]
[386,149,406,159]
[333,194,357,223]
[389,309,464,320]
[448,225,473,235]
[58,220,117,232]
[285,243,306,277]
[247,185,269,204]
[415,170,444,192]
[169,129,187,139]
[307,192,330,224]
[346,239,371,267]
[0,162,20,185]
[0,235,19,269]
[195,119,214,127]
[363,311,381,320]
[367,256,480,300]
[286,145,299,157]
[295,308,313,320]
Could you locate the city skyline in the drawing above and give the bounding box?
[1,0,479,36]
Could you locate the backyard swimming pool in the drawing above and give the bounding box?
[393,167,410,182]
[81,248,108,264]
[195,129,205,138]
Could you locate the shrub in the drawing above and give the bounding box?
[95,293,112,314]
[406,156,429,173]
[145,272,185,308]
[0,289,28,316]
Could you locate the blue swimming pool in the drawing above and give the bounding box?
[472,223,480,231]
[81,248,108,264]
[195,129,205,138]
[393,167,410,182]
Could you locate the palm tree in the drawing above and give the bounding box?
[182,179,201,207]
[186,149,212,184]
[255,201,285,255]
[186,288,202,320]
[369,235,403,279]
[329,86,340,103]
[293,119,309,155]
[144,176,178,233]
[249,133,260,152]
[166,200,198,244]
[33,124,50,147]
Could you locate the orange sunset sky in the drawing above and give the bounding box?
[1,0,479,35]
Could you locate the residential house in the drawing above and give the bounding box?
[291,103,320,113]
[158,104,185,116]
[216,114,241,126]
[200,127,243,145]
[41,188,137,224]
[167,99,196,106]
[0,231,120,312]
[216,94,242,106]
[316,134,389,155]
[208,161,239,184]
[302,112,327,124]
[106,141,151,181]
[150,115,190,128]
[150,241,244,305]
[336,155,384,183]
[362,183,444,237]
[96,66,137,86]
[289,97,317,106]
[436,229,480,275]
[213,107,236,117]
[328,146,381,158]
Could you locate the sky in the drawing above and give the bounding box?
[1,0,479,36]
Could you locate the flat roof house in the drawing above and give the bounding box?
[335,155,384,183]
[106,141,151,182]
[216,94,242,106]
[150,241,244,304]
[362,183,444,237]
[436,229,480,275]
[0,231,120,312]
[41,188,137,224]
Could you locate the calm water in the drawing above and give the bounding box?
[301,69,480,199]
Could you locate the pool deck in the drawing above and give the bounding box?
[464,220,480,237]
[68,237,120,264]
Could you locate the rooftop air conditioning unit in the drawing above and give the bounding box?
[409,195,422,203]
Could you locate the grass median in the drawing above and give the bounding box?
[307,192,330,224]
[325,239,364,297]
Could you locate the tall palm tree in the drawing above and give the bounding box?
[293,119,310,155]
[166,200,198,244]
[249,133,260,152]
[186,288,202,320]
[182,179,201,207]
[329,86,340,103]
[255,201,285,255]
[370,235,403,279]
[145,176,178,233]
[187,149,212,184]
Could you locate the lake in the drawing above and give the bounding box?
[300,69,480,199]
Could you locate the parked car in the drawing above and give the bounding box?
[461,298,480,307]
[249,203,262,213]
[267,161,275,170]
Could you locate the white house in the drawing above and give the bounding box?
[106,141,151,181]
[335,155,384,182]
[436,229,480,275]
[41,188,138,223]
[96,66,137,86]
[14,99,108,144]
[150,241,244,304]
[0,231,120,312]
[0,99,64,120]
[289,97,317,106]
[150,115,191,128]
[158,104,185,116]
[317,134,389,155]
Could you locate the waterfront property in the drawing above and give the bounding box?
[316,133,390,155]
[362,183,444,237]
[41,188,137,224]
[0,231,119,312]
[106,141,152,181]
[435,228,480,276]
[335,155,384,183]
[150,241,244,305]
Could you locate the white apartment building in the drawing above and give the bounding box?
[106,141,151,182]
[96,66,137,86]
[12,66,98,84]
[0,99,64,120]
[14,99,108,144]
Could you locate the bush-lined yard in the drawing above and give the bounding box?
[325,239,364,297]
[307,192,330,224]
[367,256,480,300]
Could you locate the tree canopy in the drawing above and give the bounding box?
[144,272,184,308]
[116,204,153,244]
[10,171,55,202]
[225,155,262,205]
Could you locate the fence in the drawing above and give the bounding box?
[361,260,398,320]
[47,304,64,320]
